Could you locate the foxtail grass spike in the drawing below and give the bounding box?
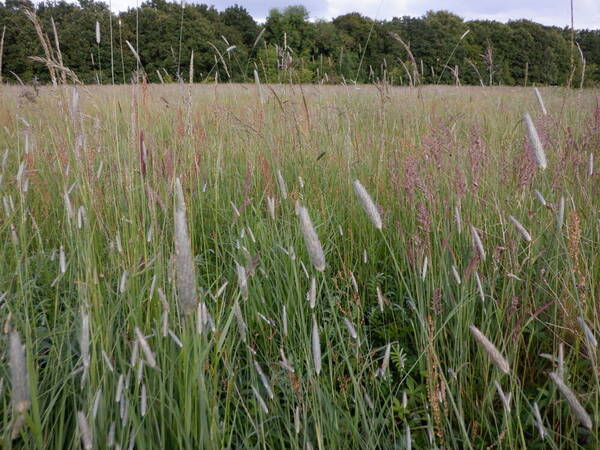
[532,402,547,440]
[9,331,30,415]
[377,343,391,378]
[534,87,547,115]
[80,310,90,372]
[312,315,322,375]
[77,411,93,450]
[298,206,326,272]
[266,196,275,219]
[534,190,546,206]
[343,317,358,340]
[577,317,597,349]
[233,300,247,343]
[494,381,512,413]
[173,177,198,315]
[252,385,269,413]
[376,286,385,312]
[509,215,532,242]
[276,170,288,199]
[469,325,510,374]
[475,271,485,303]
[556,196,565,231]
[135,328,157,369]
[308,276,317,308]
[452,265,461,285]
[470,225,486,260]
[254,361,274,399]
[549,371,592,430]
[523,113,547,170]
[236,261,249,300]
[353,179,382,230]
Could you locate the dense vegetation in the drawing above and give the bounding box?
[0,80,599,448]
[0,0,599,86]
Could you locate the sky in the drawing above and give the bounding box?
[96,0,600,29]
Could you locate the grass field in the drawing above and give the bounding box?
[0,83,599,448]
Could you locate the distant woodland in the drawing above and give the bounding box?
[1,0,599,86]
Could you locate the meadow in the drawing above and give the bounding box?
[0,82,599,449]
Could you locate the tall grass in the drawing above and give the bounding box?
[0,83,599,448]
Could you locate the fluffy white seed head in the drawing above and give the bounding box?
[95,21,100,45]
[135,328,157,369]
[307,276,317,309]
[474,271,485,303]
[276,170,288,199]
[353,179,382,230]
[236,261,248,300]
[298,206,326,272]
[282,305,288,337]
[451,265,461,285]
[523,113,547,170]
[9,331,30,414]
[312,315,321,375]
[173,178,198,315]
[251,385,269,413]
[376,286,385,312]
[343,317,358,340]
[577,316,597,349]
[532,402,546,440]
[454,204,462,233]
[556,196,565,231]
[254,361,274,399]
[533,87,547,115]
[233,300,247,342]
[266,196,276,219]
[494,381,512,413]
[377,343,391,378]
[470,225,486,261]
[534,190,546,206]
[509,215,532,242]
[77,411,93,449]
[80,310,90,371]
[469,325,510,374]
[549,371,592,430]
[141,384,147,417]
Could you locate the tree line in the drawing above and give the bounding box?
[1,0,599,86]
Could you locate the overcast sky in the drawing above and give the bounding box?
[100,0,599,29]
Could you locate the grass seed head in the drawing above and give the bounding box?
[298,206,326,272]
[77,411,93,450]
[276,170,288,199]
[523,113,547,170]
[312,315,322,375]
[508,215,532,242]
[135,328,157,369]
[549,371,592,430]
[9,331,29,414]
[470,225,486,260]
[173,178,198,315]
[469,325,510,374]
[353,179,382,230]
